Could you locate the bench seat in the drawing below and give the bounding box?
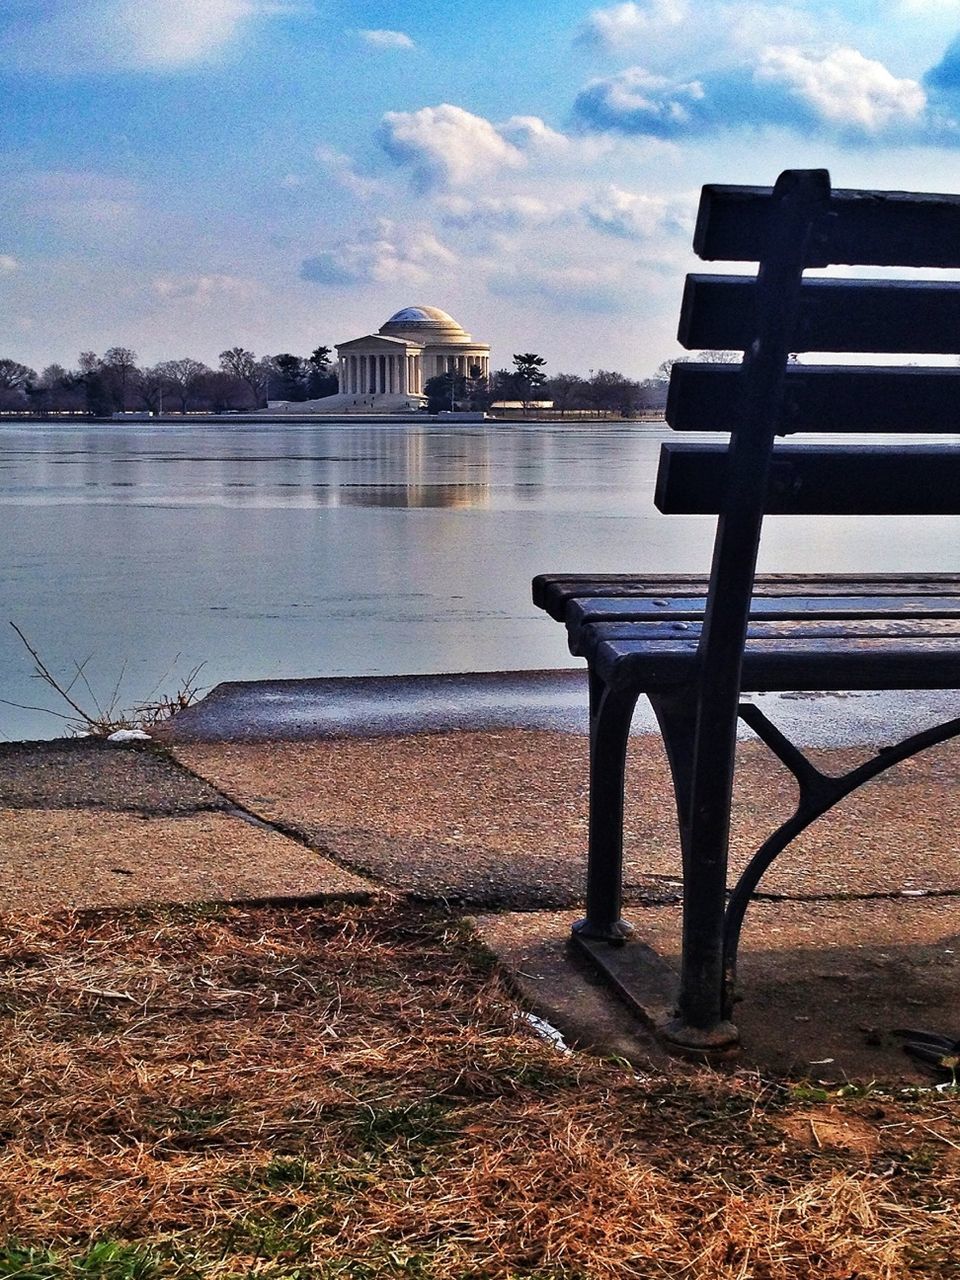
[535,573,960,692]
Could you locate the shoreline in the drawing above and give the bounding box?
[0,412,666,427]
[157,668,960,750]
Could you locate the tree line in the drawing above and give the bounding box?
[0,346,339,416]
[0,346,722,418]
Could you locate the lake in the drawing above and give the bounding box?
[2,417,958,741]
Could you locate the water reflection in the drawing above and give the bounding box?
[337,484,490,509]
[0,420,496,509]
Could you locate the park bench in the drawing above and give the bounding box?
[533,169,960,1051]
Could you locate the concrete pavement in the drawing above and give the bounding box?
[0,671,958,1082]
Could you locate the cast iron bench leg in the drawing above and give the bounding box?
[572,668,640,943]
[650,692,738,1049]
[667,694,741,1050]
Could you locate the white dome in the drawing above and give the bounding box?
[383,305,460,327]
[379,305,473,344]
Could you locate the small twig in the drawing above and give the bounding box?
[10,621,97,728]
[61,653,94,698]
[0,697,78,723]
[915,1122,960,1152]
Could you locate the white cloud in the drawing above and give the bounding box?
[436,195,563,230]
[583,186,693,239]
[377,105,596,190]
[574,44,935,140]
[355,28,415,50]
[720,3,822,52]
[379,104,525,190]
[574,67,707,136]
[152,273,254,301]
[577,0,829,73]
[315,146,386,199]
[0,255,18,272]
[499,115,570,152]
[756,45,927,131]
[302,221,456,288]
[0,0,300,73]
[578,1,686,53]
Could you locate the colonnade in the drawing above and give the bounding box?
[337,352,419,396]
[432,354,490,379]
[337,351,491,396]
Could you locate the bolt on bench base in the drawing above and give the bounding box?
[571,929,741,1054]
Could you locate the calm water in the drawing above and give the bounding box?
[2,418,958,741]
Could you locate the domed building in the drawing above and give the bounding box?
[334,306,491,407]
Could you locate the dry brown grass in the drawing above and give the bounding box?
[0,900,958,1279]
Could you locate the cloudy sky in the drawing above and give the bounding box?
[5,0,960,379]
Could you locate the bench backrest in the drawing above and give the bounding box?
[658,169,960,693]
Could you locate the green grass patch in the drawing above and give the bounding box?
[0,1241,173,1280]
[350,1100,458,1154]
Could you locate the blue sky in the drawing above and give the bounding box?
[5,0,960,379]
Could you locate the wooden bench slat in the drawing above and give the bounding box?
[582,618,960,643]
[695,183,960,268]
[532,572,960,620]
[566,597,960,645]
[667,362,960,434]
[569,595,960,620]
[594,638,960,692]
[592,634,960,691]
[680,275,960,354]
[655,442,960,515]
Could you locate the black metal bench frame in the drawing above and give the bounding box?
[534,170,960,1050]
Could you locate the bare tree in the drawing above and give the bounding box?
[155,357,210,414]
[0,358,35,412]
[102,346,139,412]
[0,358,36,390]
[588,369,640,418]
[546,372,587,417]
[219,347,267,407]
